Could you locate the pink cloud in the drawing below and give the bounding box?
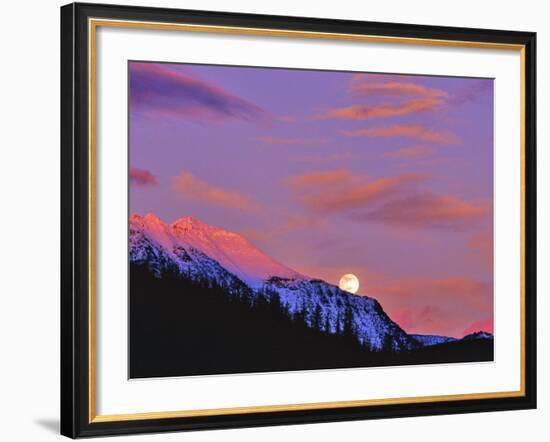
[308,175,425,213]
[349,73,422,88]
[318,73,449,121]
[321,98,442,120]
[284,169,355,188]
[383,145,434,159]
[172,172,258,211]
[317,74,491,120]
[351,80,449,100]
[285,170,427,214]
[257,136,328,145]
[130,168,157,186]
[341,124,460,145]
[361,192,490,230]
[285,169,487,231]
[350,73,491,109]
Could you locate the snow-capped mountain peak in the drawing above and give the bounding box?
[131,214,302,287]
[171,215,210,232]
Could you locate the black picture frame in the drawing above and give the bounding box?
[61,2,536,438]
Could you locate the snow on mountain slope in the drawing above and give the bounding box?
[461,331,494,341]
[412,331,494,347]
[264,277,418,351]
[171,216,303,288]
[411,334,458,347]
[130,214,252,294]
[131,213,301,287]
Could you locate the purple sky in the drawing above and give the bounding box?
[129,61,494,338]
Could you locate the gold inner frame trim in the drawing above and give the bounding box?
[88,17,527,424]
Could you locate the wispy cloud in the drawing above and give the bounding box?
[350,78,449,100]
[320,98,442,121]
[285,170,426,214]
[294,152,355,164]
[382,145,434,159]
[284,169,355,188]
[130,168,157,186]
[341,124,460,145]
[172,172,258,211]
[357,193,490,230]
[130,62,265,123]
[319,73,491,131]
[319,73,449,121]
[285,168,488,230]
[257,136,328,145]
[351,73,491,109]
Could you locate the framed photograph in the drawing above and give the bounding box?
[60,2,536,438]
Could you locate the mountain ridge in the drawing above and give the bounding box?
[129,213,492,351]
[131,213,302,288]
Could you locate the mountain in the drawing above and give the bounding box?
[411,331,494,347]
[130,213,301,287]
[462,331,494,341]
[130,213,419,352]
[411,334,458,347]
[263,276,416,351]
[130,214,252,295]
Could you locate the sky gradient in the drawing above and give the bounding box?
[129,61,494,338]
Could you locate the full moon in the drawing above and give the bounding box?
[339,274,360,294]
